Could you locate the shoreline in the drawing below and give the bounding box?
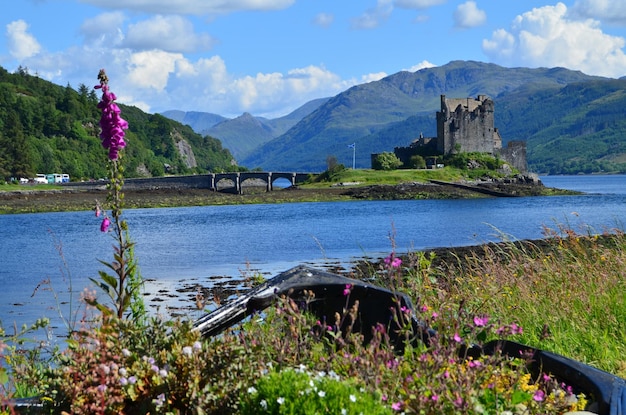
[0,180,576,215]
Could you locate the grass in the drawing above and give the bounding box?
[1,227,624,414]
[303,167,465,188]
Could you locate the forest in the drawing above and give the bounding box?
[0,65,237,182]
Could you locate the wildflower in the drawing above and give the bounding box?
[473,316,489,327]
[247,386,257,394]
[128,376,137,384]
[100,217,110,232]
[350,395,356,402]
[431,394,439,401]
[260,399,268,409]
[122,349,131,357]
[159,369,168,378]
[453,332,462,343]
[97,384,107,393]
[95,69,128,160]
[318,390,326,398]
[343,284,352,296]
[533,390,545,402]
[511,323,523,335]
[100,363,110,375]
[392,401,403,410]
[119,368,127,377]
[277,397,285,405]
[153,393,166,407]
[182,346,193,357]
[193,341,202,351]
[384,254,402,268]
[119,377,128,386]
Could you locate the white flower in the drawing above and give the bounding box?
[341,409,347,415]
[182,346,193,357]
[193,341,202,351]
[277,397,285,405]
[260,399,268,409]
[119,368,127,377]
[318,390,326,398]
[350,394,357,402]
[247,386,257,394]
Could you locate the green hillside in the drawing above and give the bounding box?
[0,66,236,182]
[496,79,626,174]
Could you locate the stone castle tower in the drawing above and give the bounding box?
[436,95,502,155]
[386,94,527,173]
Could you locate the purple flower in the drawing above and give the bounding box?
[473,316,489,327]
[95,69,128,161]
[453,332,462,343]
[533,390,545,402]
[343,284,352,296]
[384,254,402,268]
[391,401,403,411]
[100,217,110,232]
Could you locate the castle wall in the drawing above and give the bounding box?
[498,141,527,173]
[437,95,500,155]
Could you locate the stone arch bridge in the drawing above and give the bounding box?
[63,172,314,194]
[210,172,312,194]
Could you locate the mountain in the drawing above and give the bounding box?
[242,61,613,173]
[496,78,626,174]
[160,110,227,132]
[161,97,329,161]
[0,66,236,181]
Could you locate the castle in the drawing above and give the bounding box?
[388,95,527,172]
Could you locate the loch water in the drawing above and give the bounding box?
[1,175,626,338]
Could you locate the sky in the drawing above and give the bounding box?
[2,0,626,119]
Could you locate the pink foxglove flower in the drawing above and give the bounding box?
[100,217,111,232]
[95,69,128,160]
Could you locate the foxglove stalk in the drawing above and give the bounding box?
[95,69,128,160]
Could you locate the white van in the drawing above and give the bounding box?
[34,174,48,184]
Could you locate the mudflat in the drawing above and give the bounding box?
[0,180,561,214]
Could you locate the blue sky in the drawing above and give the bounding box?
[2,1,626,118]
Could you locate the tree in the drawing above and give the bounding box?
[4,110,32,179]
[372,152,402,171]
[408,154,426,169]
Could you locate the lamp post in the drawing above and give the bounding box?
[348,143,355,169]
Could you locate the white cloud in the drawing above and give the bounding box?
[454,1,486,29]
[124,15,215,53]
[80,12,126,47]
[482,3,626,78]
[313,13,334,28]
[126,50,183,90]
[6,20,42,60]
[360,72,388,83]
[405,60,437,72]
[351,0,394,30]
[394,0,446,10]
[78,0,295,15]
[571,0,626,25]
